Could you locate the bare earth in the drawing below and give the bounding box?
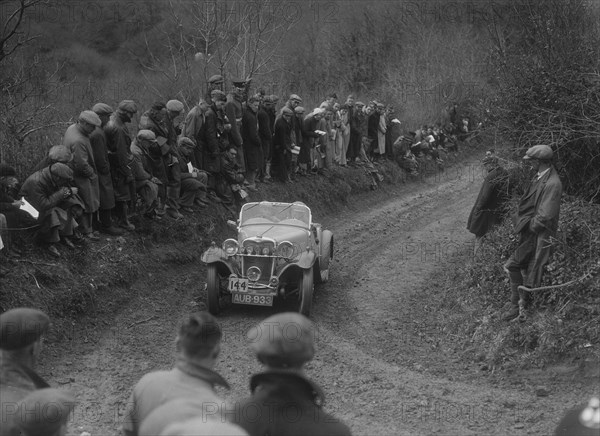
[39,161,598,435]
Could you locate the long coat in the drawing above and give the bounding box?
[241,106,263,171]
[467,166,509,238]
[231,371,352,436]
[200,106,224,174]
[89,125,115,210]
[63,123,100,213]
[105,113,134,202]
[181,105,205,169]
[301,115,320,165]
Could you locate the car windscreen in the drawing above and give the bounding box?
[240,203,311,228]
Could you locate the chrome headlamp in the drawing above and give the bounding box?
[276,241,296,260]
[247,266,261,282]
[222,239,239,256]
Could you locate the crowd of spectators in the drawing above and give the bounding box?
[0,76,469,261]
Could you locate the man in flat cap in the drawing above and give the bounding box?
[15,388,76,436]
[225,79,248,174]
[241,95,263,192]
[257,96,273,182]
[63,110,102,240]
[90,103,123,236]
[121,312,229,436]
[181,98,210,170]
[20,163,84,257]
[129,130,162,218]
[105,100,138,231]
[229,313,352,436]
[175,137,209,211]
[302,108,325,176]
[205,74,224,106]
[0,308,51,435]
[502,144,562,321]
[271,107,295,183]
[467,151,510,239]
[139,101,184,220]
[202,90,229,202]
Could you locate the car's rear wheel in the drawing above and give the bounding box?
[299,267,314,316]
[206,264,223,315]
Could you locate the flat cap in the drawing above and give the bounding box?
[17,388,76,435]
[0,163,16,178]
[294,106,305,114]
[161,417,249,436]
[311,108,325,116]
[139,398,206,436]
[554,397,599,436]
[177,137,196,149]
[289,94,302,102]
[248,312,315,368]
[211,90,227,102]
[232,78,246,86]
[281,107,294,116]
[78,110,101,127]
[523,144,553,160]
[118,100,138,113]
[269,94,280,102]
[48,145,72,163]
[49,162,73,181]
[262,95,274,103]
[91,103,113,115]
[208,74,224,84]
[0,308,50,350]
[166,99,184,112]
[137,130,157,142]
[355,101,365,107]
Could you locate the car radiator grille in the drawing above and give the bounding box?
[242,256,274,285]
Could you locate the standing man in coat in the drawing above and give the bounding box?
[229,313,352,436]
[205,74,223,106]
[271,107,295,183]
[467,151,509,239]
[105,100,138,231]
[0,308,51,436]
[257,96,273,182]
[225,79,248,173]
[181,98,210,170]
[63,110,101,240]
[90,103,123,236]
[241,95,263,192]
[202,90,228,202]
[502,145,562,321]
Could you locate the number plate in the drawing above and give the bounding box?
[232,293,274,306]
[228,277,249,293]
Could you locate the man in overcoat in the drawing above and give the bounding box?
[63,110,101,239]
[90,103,123,235]
[241,95,263,192]
[503,144,562,321]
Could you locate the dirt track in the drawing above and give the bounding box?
[40,161,593,435]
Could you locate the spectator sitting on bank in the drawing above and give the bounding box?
[176,137,210,211]
[129,130,162,219]
[0,163,37,256]
[19,163,85,257]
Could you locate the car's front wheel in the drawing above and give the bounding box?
[206,264,223,315]
[299,267,314,316]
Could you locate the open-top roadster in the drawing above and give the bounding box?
[201,201,333,316]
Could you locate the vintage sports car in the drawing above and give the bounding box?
[201,201,333,316]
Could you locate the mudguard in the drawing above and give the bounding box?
[201,245,229,264]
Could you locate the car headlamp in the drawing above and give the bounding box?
[247,266,261,282]
[222,239,239,256]
[262,247,271,256]
[276,241,296,260]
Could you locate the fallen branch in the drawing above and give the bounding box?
[14,259,58,268]
[127,315,156,329]
[518,268,598,293]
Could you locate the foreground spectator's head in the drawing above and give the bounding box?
[0,308,50,366]
[0,164,18,190]
[161,417,248,436]
[16,388,76,436]
[554,397,599,436]
[247,312,315,372]
[175,312,222,367]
